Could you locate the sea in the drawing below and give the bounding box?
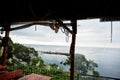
[25,44,120,79]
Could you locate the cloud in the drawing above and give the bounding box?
[9,19,120,48]
[77,19,111,43]
[10,25,71,45]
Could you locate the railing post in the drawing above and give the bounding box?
[70,19,77,80]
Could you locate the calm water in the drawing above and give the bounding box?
[25,44,120,78]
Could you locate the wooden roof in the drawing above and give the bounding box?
[0,0,120,25]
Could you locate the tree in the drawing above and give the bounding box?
[75,54,88,74]
[61,54,99,75]
[30,57,44,67]
[1,37,44,66]
[49,63,59,69]
[0,37,14,64]
[75,54,99,75]
[10,43,43,66]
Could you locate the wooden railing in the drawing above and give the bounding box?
[0,65,22,80]
[76,73,120,80]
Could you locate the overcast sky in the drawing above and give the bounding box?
[5,18,120,48]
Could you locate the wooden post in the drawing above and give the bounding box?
[1,24,10,66]
[70,20,77,80]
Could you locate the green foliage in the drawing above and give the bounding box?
[49,63,58,69]
[30,57,44,67]
[9,43,41,65]
[0,36,100,79]
[6,64,70,80]
[60,55,70,65]
[4,38,69,79]
[13,43,37,56]
[75,54,88,74]
[93,71,100,76]
[61,54,99,76]
[75,54,99,75]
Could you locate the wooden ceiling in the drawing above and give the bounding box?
[0,0,120,25]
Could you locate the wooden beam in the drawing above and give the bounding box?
[56,19,73,34]
[1,21,71,31]
[70,20,77,80]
